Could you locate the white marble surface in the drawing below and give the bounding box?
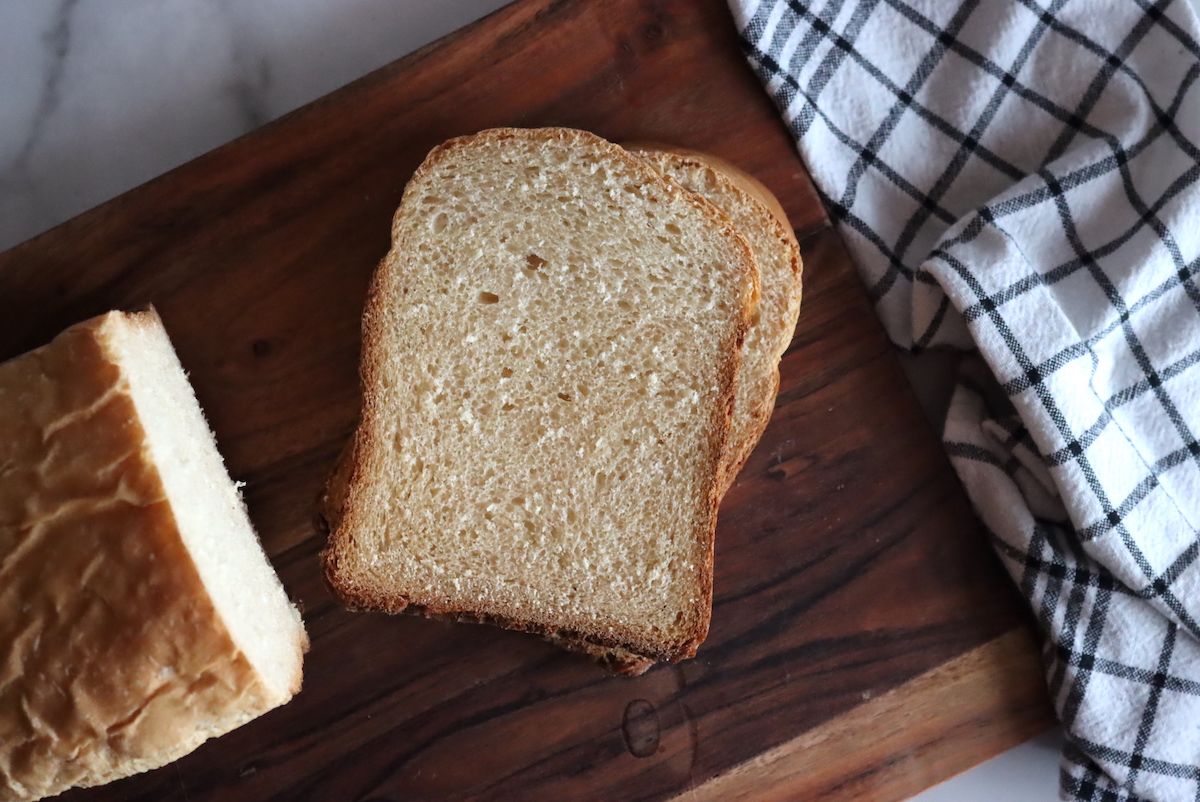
[0,0,513,252]
[0,1,1064,799]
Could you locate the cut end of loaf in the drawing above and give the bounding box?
[324,128,757,663]
[0,309,306,801]
[104,310,308,700]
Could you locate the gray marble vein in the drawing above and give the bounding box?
[0,0,511,252]
[8,0,78,175]
[218,0,272,131]
[0,0,79,246]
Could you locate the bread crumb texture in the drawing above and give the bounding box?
[325,128,756,662]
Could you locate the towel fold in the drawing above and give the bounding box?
[730,1,1200,799]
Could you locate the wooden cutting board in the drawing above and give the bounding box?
[0,0,1056,799]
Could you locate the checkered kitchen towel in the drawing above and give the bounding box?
[730,1,1200,800]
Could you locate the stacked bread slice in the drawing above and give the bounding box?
[320,128,801,674]
[555,142,804,672]
[628,144,804,495]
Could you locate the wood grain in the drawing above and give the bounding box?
[0,0,1055,799]
[684,628,1052,801]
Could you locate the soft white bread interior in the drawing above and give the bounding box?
[627,144,803,492]
[0,310,307,802]
[321,127,757,662]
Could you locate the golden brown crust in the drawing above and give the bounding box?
[626,143,795,236]
[314,433,356,540]
[320,128,755,666]
[543,634,657,676]
[0,312,293,802]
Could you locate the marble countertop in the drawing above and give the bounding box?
[0,1,1062,799]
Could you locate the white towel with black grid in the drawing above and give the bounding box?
[730,1,1200,800]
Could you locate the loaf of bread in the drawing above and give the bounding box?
[0,310,308,802]
[320,127,757,663]
[551,144,804,674]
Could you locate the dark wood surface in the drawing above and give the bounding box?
[688,628,1052,802]
[0,0,1054,799]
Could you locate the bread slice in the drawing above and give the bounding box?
[0,310,307,801]
[555,145,804,675]
[320,127,757,663]
[627,144,803,492]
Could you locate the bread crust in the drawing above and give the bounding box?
[320,128,757,665]
[628,144,797,239]
[543,634,657,676]
[0,311,304,802]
